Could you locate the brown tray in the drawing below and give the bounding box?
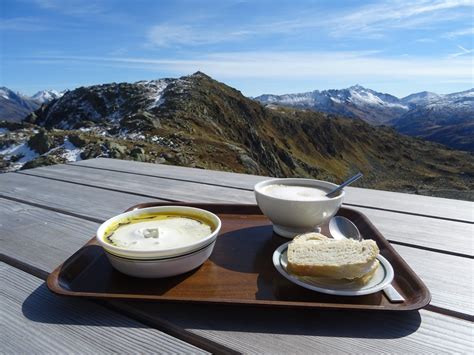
[47,203,430,311]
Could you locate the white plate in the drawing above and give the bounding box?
[273,242,394,296]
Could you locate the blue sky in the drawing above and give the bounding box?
[1,0,473,97]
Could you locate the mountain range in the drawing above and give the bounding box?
[2,83,472,151]
[0,87,65,122]
[256,86,473,151]
[1,72,472,200]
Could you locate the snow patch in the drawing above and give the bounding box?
[0,143,39,169]
[0,128,9,136]
[61,139,82,162]
[138,79,170,109]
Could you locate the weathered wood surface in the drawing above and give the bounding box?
[0,263,207,354]
[4,169,471,256]
[2,199,472,352]
[0,172,160,221]
[109,301,474,354]
[74,158,474,222]
[2,158,473,353]
[1,197,471,318]
[0,198,98,272]
[19,165,255,203]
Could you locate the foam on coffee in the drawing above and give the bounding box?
[261,184,332,201]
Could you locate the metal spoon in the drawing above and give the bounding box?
[329,216,405,303]
[326,172,363,198]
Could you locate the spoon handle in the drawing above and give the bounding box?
[383,284,405,303]
[326,172,363,197]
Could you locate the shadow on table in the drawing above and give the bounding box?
[22,283,144,328]
[23,283,422,338]
[117,302,423,339]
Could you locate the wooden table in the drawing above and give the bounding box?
[1,158,472,354]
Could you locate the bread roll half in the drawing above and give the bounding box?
[287,239,379,280]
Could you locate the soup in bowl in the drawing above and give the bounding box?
[254,178,344,238]
[96,206,222,278]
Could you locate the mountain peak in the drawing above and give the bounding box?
[190,71,211,79]
[349,84,366,91]
[31,90,65,104]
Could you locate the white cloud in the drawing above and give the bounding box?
[443,27,474,38]
[34,0,103,16]
[146,19,309,47]
[328,0,473,36]
[0,17,49,31]
[449,45,474,57]
[145,0,474,47]
[147,24,222,47]
[22,51,472,81]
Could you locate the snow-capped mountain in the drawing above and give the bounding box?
[394,89,474,151]
[31,90,65,104]
[256,86,474,151]
[0,87,40,122]
[401,91,441,107]
[256,85,409,125]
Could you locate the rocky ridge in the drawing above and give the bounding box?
[256,86,474,151]
[1,72,472,200]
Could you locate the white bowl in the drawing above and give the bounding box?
[105,239,216,278]
[254,178,344,238]
[96,206,221,260]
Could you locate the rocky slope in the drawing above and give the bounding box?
[256,87,474,151]
[1,72,472,200]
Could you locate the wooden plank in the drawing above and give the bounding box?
[73,158,474,222]
[0,198,99,273]
[354,206,473,257]
[0,198,471,317]
[0,263,207,354]
[73,158,265,189]
[109,301,473,354]
[0,172,160,221]
[19,164,255,204]
[4,171,471,256]
[392,245,473,315]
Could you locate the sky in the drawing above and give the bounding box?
[1,0,473,97]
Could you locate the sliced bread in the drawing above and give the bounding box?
[287,239,379,279]
[292,232,329,244]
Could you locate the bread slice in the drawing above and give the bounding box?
[354,259,379,284]
[287,239,379,280]
[292,232,329,244]
[298,259,380,286]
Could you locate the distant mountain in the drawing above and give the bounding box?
[31,89,65,104]
[9,72,471,200]
[256,85,409,125]
[255,86,474,151]
[394,89,474,151]
[0,87,40,122]
[400,91,441,107]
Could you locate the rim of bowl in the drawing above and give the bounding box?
[96,206,222,258]
[254,178,345,202]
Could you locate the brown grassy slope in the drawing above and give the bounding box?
[148,73,473,198]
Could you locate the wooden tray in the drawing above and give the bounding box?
[47,203,431,311]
